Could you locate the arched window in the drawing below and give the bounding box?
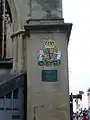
[0,0,12,58]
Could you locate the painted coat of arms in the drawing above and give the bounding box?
[38,39,61,66]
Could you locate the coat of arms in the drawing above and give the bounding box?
[38,39,61,66]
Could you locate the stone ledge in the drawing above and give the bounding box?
[24,22,72,43]
[11,29,25,38]
[26,18,64,24]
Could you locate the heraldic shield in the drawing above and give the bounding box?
[38,39,61,66]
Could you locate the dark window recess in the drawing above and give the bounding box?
[5,108,12,110]
[42,70,58,82]
[0,107,4,110]
[12,115,20,119]
[4,48,6,57]
[13,88,19,99]
[6,92,12,99]
[13,108,20,111]
[0,96,4,99]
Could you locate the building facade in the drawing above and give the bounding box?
[87,88,90,108]
[0,0,12,58]
[0,0,72,120]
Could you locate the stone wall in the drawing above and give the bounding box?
[7,0,29,70]
[26,29,70,120]
[31,0,62,19]
[7,0,29,32]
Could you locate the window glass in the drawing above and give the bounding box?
[6,92,12,99]
[13,88,19,99]
[0,96,4,99]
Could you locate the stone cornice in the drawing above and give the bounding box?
[24,22,72,43]
[26,18,64,24]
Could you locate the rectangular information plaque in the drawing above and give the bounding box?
[42,70,58,82]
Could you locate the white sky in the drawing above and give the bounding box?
[63,0,90,95]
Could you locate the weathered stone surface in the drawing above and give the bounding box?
[26,31,70,120]
[31,0,62,19]
[7,0,62,31]
[6,1,72,120]
[7,0,29,31]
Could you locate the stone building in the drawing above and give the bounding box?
[0,0,72,120]
[87,88,90,108]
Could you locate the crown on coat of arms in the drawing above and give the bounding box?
[44,39,56,48]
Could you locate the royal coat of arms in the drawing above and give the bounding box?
[38,39,61,66]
